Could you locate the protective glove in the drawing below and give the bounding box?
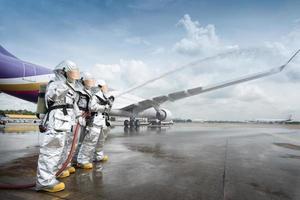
[104,104,111,111]
[108,95,115,102]
[107,96,114,106]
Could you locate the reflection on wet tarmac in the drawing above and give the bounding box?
[122,126,170,135]
[125,143,185,162]
[0,123,300,200]
[273,142,300,151]
[249,182,291,200]
[280,154,300,159]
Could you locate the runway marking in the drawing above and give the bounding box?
[222,138,229,200]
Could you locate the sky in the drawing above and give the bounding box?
[0,0,300,120]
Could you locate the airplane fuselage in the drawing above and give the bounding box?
[0,51,52,102]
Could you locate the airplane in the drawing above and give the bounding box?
[249,114,293,124]
[0,45,299,127]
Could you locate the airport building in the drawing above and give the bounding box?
[0,114,40,124]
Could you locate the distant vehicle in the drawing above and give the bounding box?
[249,115,293,124]
[0,115,8,125]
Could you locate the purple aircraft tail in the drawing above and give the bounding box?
[0,45,53,103]
[0,45,18,59]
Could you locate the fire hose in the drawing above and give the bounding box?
[0,118,82,189]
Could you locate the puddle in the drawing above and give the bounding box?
[0,154,37,177]
[125,143,185,162]
[249,182,291,199]
[280,154,300,159]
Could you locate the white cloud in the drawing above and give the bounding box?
[173,14,238,56]
[93,63,121,81]
[233,84,273,103]
[92,59,155,91]
[264,20,300,57]
[166,16,300,120]
[125,37,150,46]
[151,47,165,55]
[294,18,300,24]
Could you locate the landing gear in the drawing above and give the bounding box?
[129,119,135,127]
[124,120,129,127]
[134,119,140,127]
[124,119,140,128]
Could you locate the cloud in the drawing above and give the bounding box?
[93,59,155,91]
[93,63,121,81]
[167,18,300,120]
[165,80,300,121]
[125,37,150,46]
[295,18,300,24]
[261,24,300,83]
[173,14,238,56]
[151,47,165,55]
[263,19,300,56]
[233,84,273,103]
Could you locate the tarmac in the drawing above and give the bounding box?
[0,123,300,200]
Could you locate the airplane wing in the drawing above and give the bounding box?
[116,50,238,97]
[120,49,300,113]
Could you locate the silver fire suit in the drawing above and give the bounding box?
[73,88,92,163]
[94,93,113,161]
[94,125,109,161]
[77,91,108,164]
[36,80,78,190]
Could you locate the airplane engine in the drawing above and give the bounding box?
[137,108,172,121]
[156,109,172,121]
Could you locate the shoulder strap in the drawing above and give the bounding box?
[96,94,108,105]
[83,88,92,98]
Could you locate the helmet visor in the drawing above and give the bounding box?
[84,79,95,88]
[100,84,108,93]
[67,69,80,80]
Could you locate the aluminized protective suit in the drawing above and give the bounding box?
[94,92,113,161]
[94,124,109,161]
[77,90,109,164]
[72,88,92,163]
[36,79,78,190]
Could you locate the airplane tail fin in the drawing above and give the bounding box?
[287,114,293,121]
[0,45,18,59]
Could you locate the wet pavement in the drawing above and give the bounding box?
[0,123,300,200]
